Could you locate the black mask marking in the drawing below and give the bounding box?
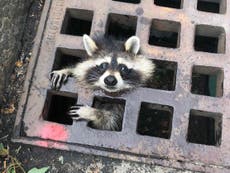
[110,54,118,70]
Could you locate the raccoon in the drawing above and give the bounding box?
[50,34,155,131]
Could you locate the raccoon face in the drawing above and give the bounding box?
[77,35,155,93]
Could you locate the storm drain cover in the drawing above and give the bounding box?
[13,0,230,172]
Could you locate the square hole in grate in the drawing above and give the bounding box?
[149,19,181,48]
[42,90,78,125]
[106,13,137,41]
[191,66,224,97]
[52,48,86,70]
[146,60,177,91]
[187,110,222,146]
[137,102,173,139]
[194,25,226,53]
[197,0,226,14]
[61,9,93,36]
[154,0,183,9]
[90,96,126,131]
[112,0,141,3]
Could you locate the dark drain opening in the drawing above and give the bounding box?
[191,66,224,97]
[154,0,183,9]
[42,90,78,125]
[90,97,126,131]
[106,13,137,41]
[197,0,226,14]
[53,48,86,70]
[195,36,218,53]
[146,60,177,91]
[194,25,226,53]
[137,102,173,139]
[61,9,93,36]
[187,110,222,146]
[112,0,141,4]
[149,19,181,48]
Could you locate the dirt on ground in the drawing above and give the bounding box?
[0,1,196,172]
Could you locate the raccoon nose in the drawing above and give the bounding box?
[104,75,117,86]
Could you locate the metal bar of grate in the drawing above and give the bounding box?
[13,0,230,172]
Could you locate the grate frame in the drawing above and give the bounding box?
[13,0,230,172]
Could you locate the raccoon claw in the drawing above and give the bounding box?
[67,105,93,121]
[69,104,84,109]
[50,73,59,89]
[67,104,84,117]
[68,113,82,121]
[49,71,68,90]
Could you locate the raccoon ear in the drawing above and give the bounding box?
[83,34,98,56]
[125,36,140,55]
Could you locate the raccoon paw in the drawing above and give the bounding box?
[68,105,96,121]
[49,70,68,89]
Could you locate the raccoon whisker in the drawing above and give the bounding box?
[87,74,98,79]
[87,76,98,80]
[88,74,100,78]
[87,78,99,83]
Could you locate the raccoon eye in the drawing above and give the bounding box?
[96,62,109,72]
[119,64,130,75]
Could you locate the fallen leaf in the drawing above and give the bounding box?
[1,104,15,114]
[0,143,9,157]
[28,166,50,173]
[15,60,23,68]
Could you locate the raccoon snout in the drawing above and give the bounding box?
[104,75,117,86]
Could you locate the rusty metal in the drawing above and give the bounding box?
[13,0,230,172]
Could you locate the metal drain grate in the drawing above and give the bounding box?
[13,0,230,172]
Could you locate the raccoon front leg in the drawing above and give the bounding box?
[49,68,73,89]
[68,105,121,131]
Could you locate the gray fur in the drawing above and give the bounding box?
[91,100,124,131]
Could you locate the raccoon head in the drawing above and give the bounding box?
[76,35,155,93]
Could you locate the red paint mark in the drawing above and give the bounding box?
[35,140,68,149]
[36,141,48,148]
[39,123,69,141]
